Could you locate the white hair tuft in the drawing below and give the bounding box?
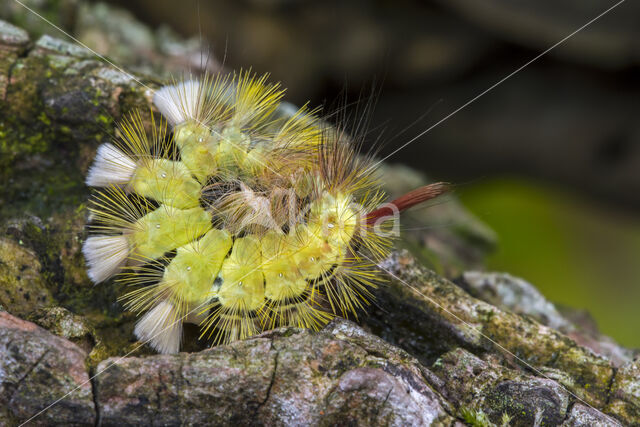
[153,80,202,127]
[86,143,137,187]
[82,235,130,283]
[134,301,182,354]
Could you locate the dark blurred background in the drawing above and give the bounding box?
[3,0,639,346]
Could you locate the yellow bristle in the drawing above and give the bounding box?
[229,71,285,130]
[115,110,170,162]
[259,286,333,331]
[271,104,323,149]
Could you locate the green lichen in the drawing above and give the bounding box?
[38,111,51,125]
[480,302,613,407]
[460,407,493,427]
[460,406,516,426]
[0,237,54,317]
[483,390,528,425]
[5,212,123,315]
[97,113,112,125]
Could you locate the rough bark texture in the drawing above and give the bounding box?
[0,311,95,426]
[0,10,638,427]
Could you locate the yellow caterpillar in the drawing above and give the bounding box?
[82,70,446,353]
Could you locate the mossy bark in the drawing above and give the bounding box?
[0,21,154,220]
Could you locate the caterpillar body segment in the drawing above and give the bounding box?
[288,224,343,282]
[307,191,359,250]
[260,230,307,302]
[86,187,213,282]
[87,114,202,209]
[121,228,233,348]
[129,205,212,261]
[128,159,202,209]
[172,122,220,182]
[87,147,203,209]
[83,71,448,353]
[258,230,334,332]
[160,228,233,305]
[217,236,266,311]
[154,71,320,186]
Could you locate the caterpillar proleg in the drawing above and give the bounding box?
[83,70,447,353]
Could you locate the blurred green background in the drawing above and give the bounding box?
[459,178,640,347]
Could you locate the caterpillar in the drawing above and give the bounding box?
[82,70,447,354]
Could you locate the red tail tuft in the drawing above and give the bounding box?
[366,182,449,224]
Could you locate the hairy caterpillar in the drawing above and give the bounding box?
[82,70,446,354]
